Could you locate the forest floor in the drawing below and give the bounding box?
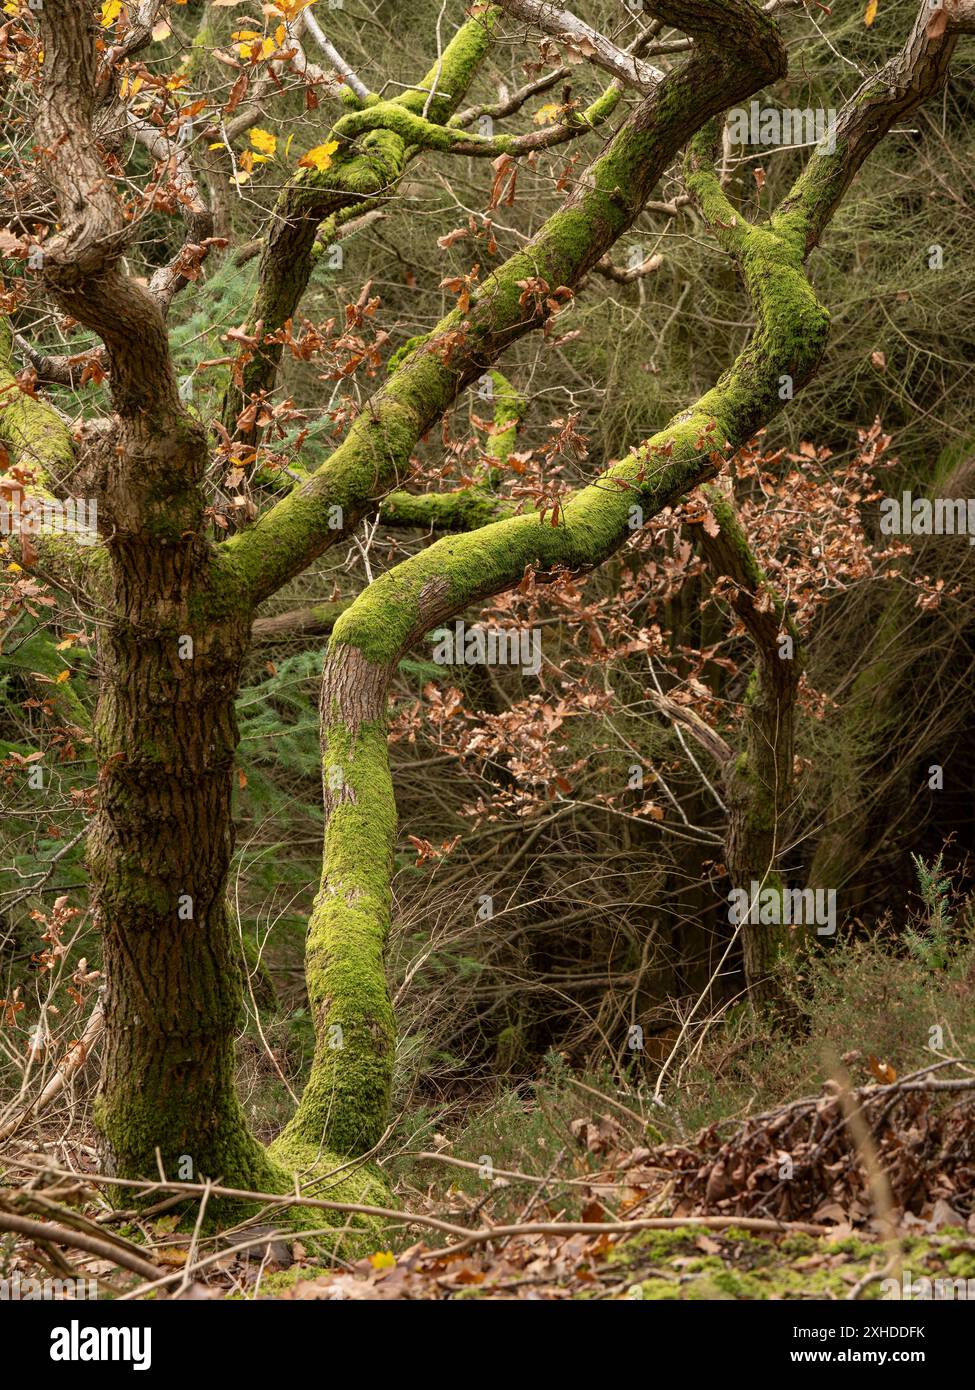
[257,1069,975,1300]
[264,1225,975,1302]
[3,945,973,1301]
[6,1064,972,1302]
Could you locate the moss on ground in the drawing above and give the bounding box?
[603,1227,975,1301]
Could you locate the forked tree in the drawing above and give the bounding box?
[2,0,973,1224]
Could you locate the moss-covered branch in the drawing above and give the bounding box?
[379,368,524,529]
[221,7,503,437]
[776,0,975,254]
[223,0,788,605]
[289,0,971,1128]
[282,85,833,1156]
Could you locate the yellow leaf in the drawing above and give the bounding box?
[298,139,340,173]
[155,1248,188,1267]
[7,562,22,573]
[272,0,315,18]
[249,126,277,157]
[533,102,559,126]
[864,0,878,25]
[274,23,286,47]
[234,32,277,59]
[369,1250,395,1270]
[55,670,71,684]
[100,0,123,27]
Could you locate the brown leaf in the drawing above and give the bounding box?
[867,1054,896,1084]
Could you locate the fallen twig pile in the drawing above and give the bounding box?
[647,1065,975,1229]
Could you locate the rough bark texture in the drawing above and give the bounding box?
[88,547,271,1182]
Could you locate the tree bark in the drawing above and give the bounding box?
[88,543,279,1184]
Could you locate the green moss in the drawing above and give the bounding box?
[379,488,513,532]
[606,1225,708,1263]
[387,333,432,373]
[233,61,809,601]
[609,1229,922,1301]
[282,715,397,1157]
[0,318,75,492]
[334,102,510,155]
[627,1277,682,1300]
[264,1133,390,1254]
[4,628,90,728]
[397,7,500,125]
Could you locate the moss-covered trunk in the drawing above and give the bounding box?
[277,644,398,1159]
[88,532,276,1186]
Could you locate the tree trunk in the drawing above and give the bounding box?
[88,536,275,1186]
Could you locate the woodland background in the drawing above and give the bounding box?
[1,0,974,1298]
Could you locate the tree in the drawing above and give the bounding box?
[2,0,974,1229]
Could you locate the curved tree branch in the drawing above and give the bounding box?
[283,0,975,1152]
[496,0,665,92]
[223,0,787,610]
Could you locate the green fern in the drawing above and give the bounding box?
[905,852,954,971]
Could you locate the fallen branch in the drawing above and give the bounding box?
[418,1214,830,1261]
[8,1160,829,1248]
[0,1211,160,1281]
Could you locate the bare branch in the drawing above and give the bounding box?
[594,250,663,283]
[302,6,371,102]
[251,601,350,643]
[497,0,664,92]
[645,689,733,764]
[451,66,569,128]
[126,112,216,311]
